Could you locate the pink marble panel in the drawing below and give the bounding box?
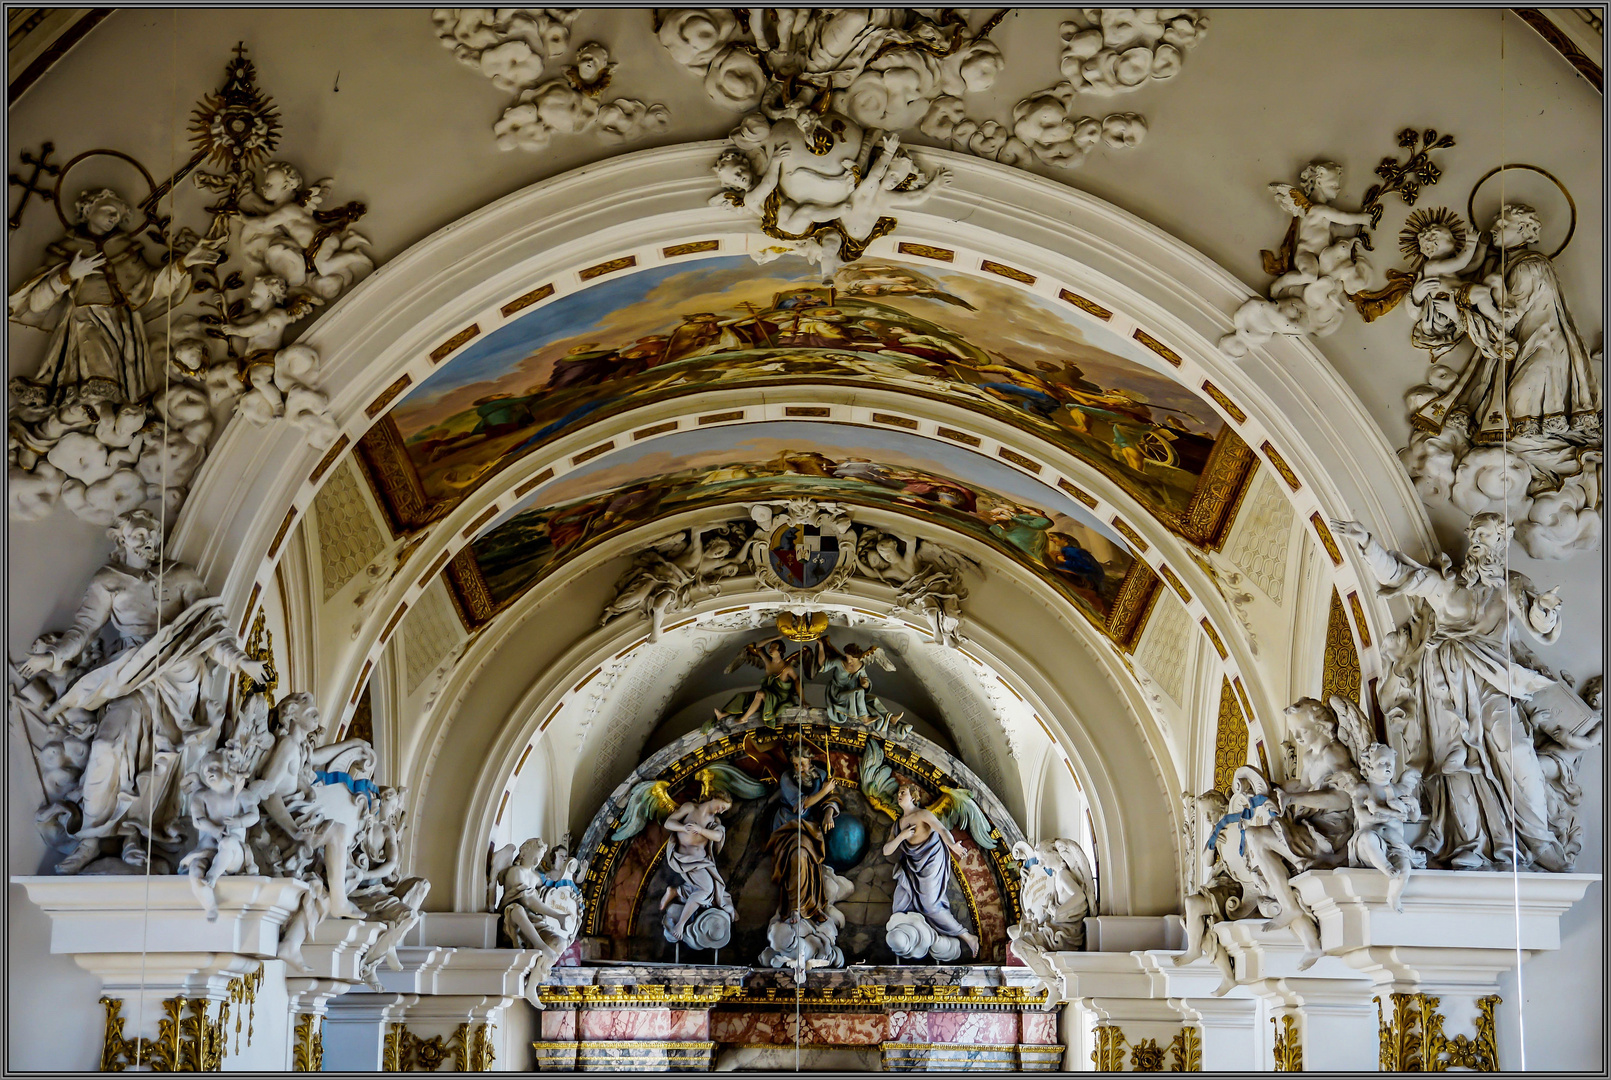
[954,838,1009,961]
[885,1010,929,1044]
[801,1012,885,1046]
[712,1011,794,1045]
[541,1010,577,1040]
[667,1009,710,1039]
[1003,941,1028,967]
[556,940,584,967]
[579,1008,671,1040]
[1020,1011,1059,1045]
[928,1011,1019,1045]
[603,828,667,940]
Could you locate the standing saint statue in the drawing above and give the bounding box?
[1334,514,1575,871]
[766,744,842,922]
[15,509,268,873]
[9,188,221,407]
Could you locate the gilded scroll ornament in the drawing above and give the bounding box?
[292,1014,323,1072]
[1272,1015,1303,1071]
[1212,678,1249,794]
[1092,1024,1127,1071]
[99,994,229,1072]
[384,1021,497,1072]
[1376,992,1500,1072]
[1320,588,1362,706]
[1168,1026,1202,1071]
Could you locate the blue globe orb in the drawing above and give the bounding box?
[824,814,868,871]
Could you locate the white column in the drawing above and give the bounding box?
[1294,868,1599,1071]
[1215,921,1379,1072]
[15,875,306,1071]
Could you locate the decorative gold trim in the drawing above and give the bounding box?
[1309,513,1343,567]
[1108,562,1163,653]
[100,994,229,1072]
[1214,677,1250,793]
[1057,477,1098,508]
[1132,328,1183,367]
[897,241,955,261]
[1059,288,1113,320]
[1131,1035,1167,1071]
[237,611,278,711]
[698,409,746,424]
[1272,1014,1302,1072]
[365,372,413,418]
[1092,1025,1127,1071]
[571,439,617,466]
[1346,590,1373,649]
[308,433,351,484]
[430,323,481,363]
[580,255,637,281]
[1110,516,1149,553]
[1157,563,1191,604]
[633,420,680,440]
[1176,429,1258,551]
[1510,9,1602,91]
[461,504,501,539]
[937,426,981,447]
[1260,440,1301,492]
[267,504,298,559]
[980,259,1035,284]
[785,406,832,418]
[872,411,920,430]
[1321,589,1362,707]
[997,446,1042,473]
[446,548,496,629]
[385,1021,496,1072]
[1199,381,1247,424]
[379,601,409,645]
[1168,1026,1202,1072]
[1199,617,1226,661]
[662,240,719,258]
[356,415,445,535]
[501,282,555,317]
[513,468,555,498]
[1376,992,1499,1072]
[292,1013,323,1072]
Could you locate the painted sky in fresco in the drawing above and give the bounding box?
[393,254,1215,438]
[493,420,1128,555]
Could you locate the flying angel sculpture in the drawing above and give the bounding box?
[860,737,996,959]
[609,764,769,950]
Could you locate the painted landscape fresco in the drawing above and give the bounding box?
[468,424,1135,631]
[390,255,1223,525]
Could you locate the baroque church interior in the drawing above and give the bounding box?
[5,7,1605,1073]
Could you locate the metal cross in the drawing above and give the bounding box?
[8,142,59,230]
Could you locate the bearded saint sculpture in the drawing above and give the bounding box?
[1333,514,1593,872]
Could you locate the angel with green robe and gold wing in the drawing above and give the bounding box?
[861,738,997,959]
[611,763,768,950]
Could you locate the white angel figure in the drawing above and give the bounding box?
[854,529,978,646]
[1281,695,1423,911]
[1008,837,1096,1000]
[599,526,744,641]
[236,162,373,300]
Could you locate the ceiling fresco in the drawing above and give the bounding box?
[440,422,1156,642]
[358,255,1255,544]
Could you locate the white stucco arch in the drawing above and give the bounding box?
[158,144,1436,929]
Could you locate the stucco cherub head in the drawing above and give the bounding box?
[1297,161,1343,203]
[260,162,304,204]
[713,147,755,192]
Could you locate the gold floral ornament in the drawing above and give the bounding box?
[776,610,829,642]
[1130,1036,1167,1071]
